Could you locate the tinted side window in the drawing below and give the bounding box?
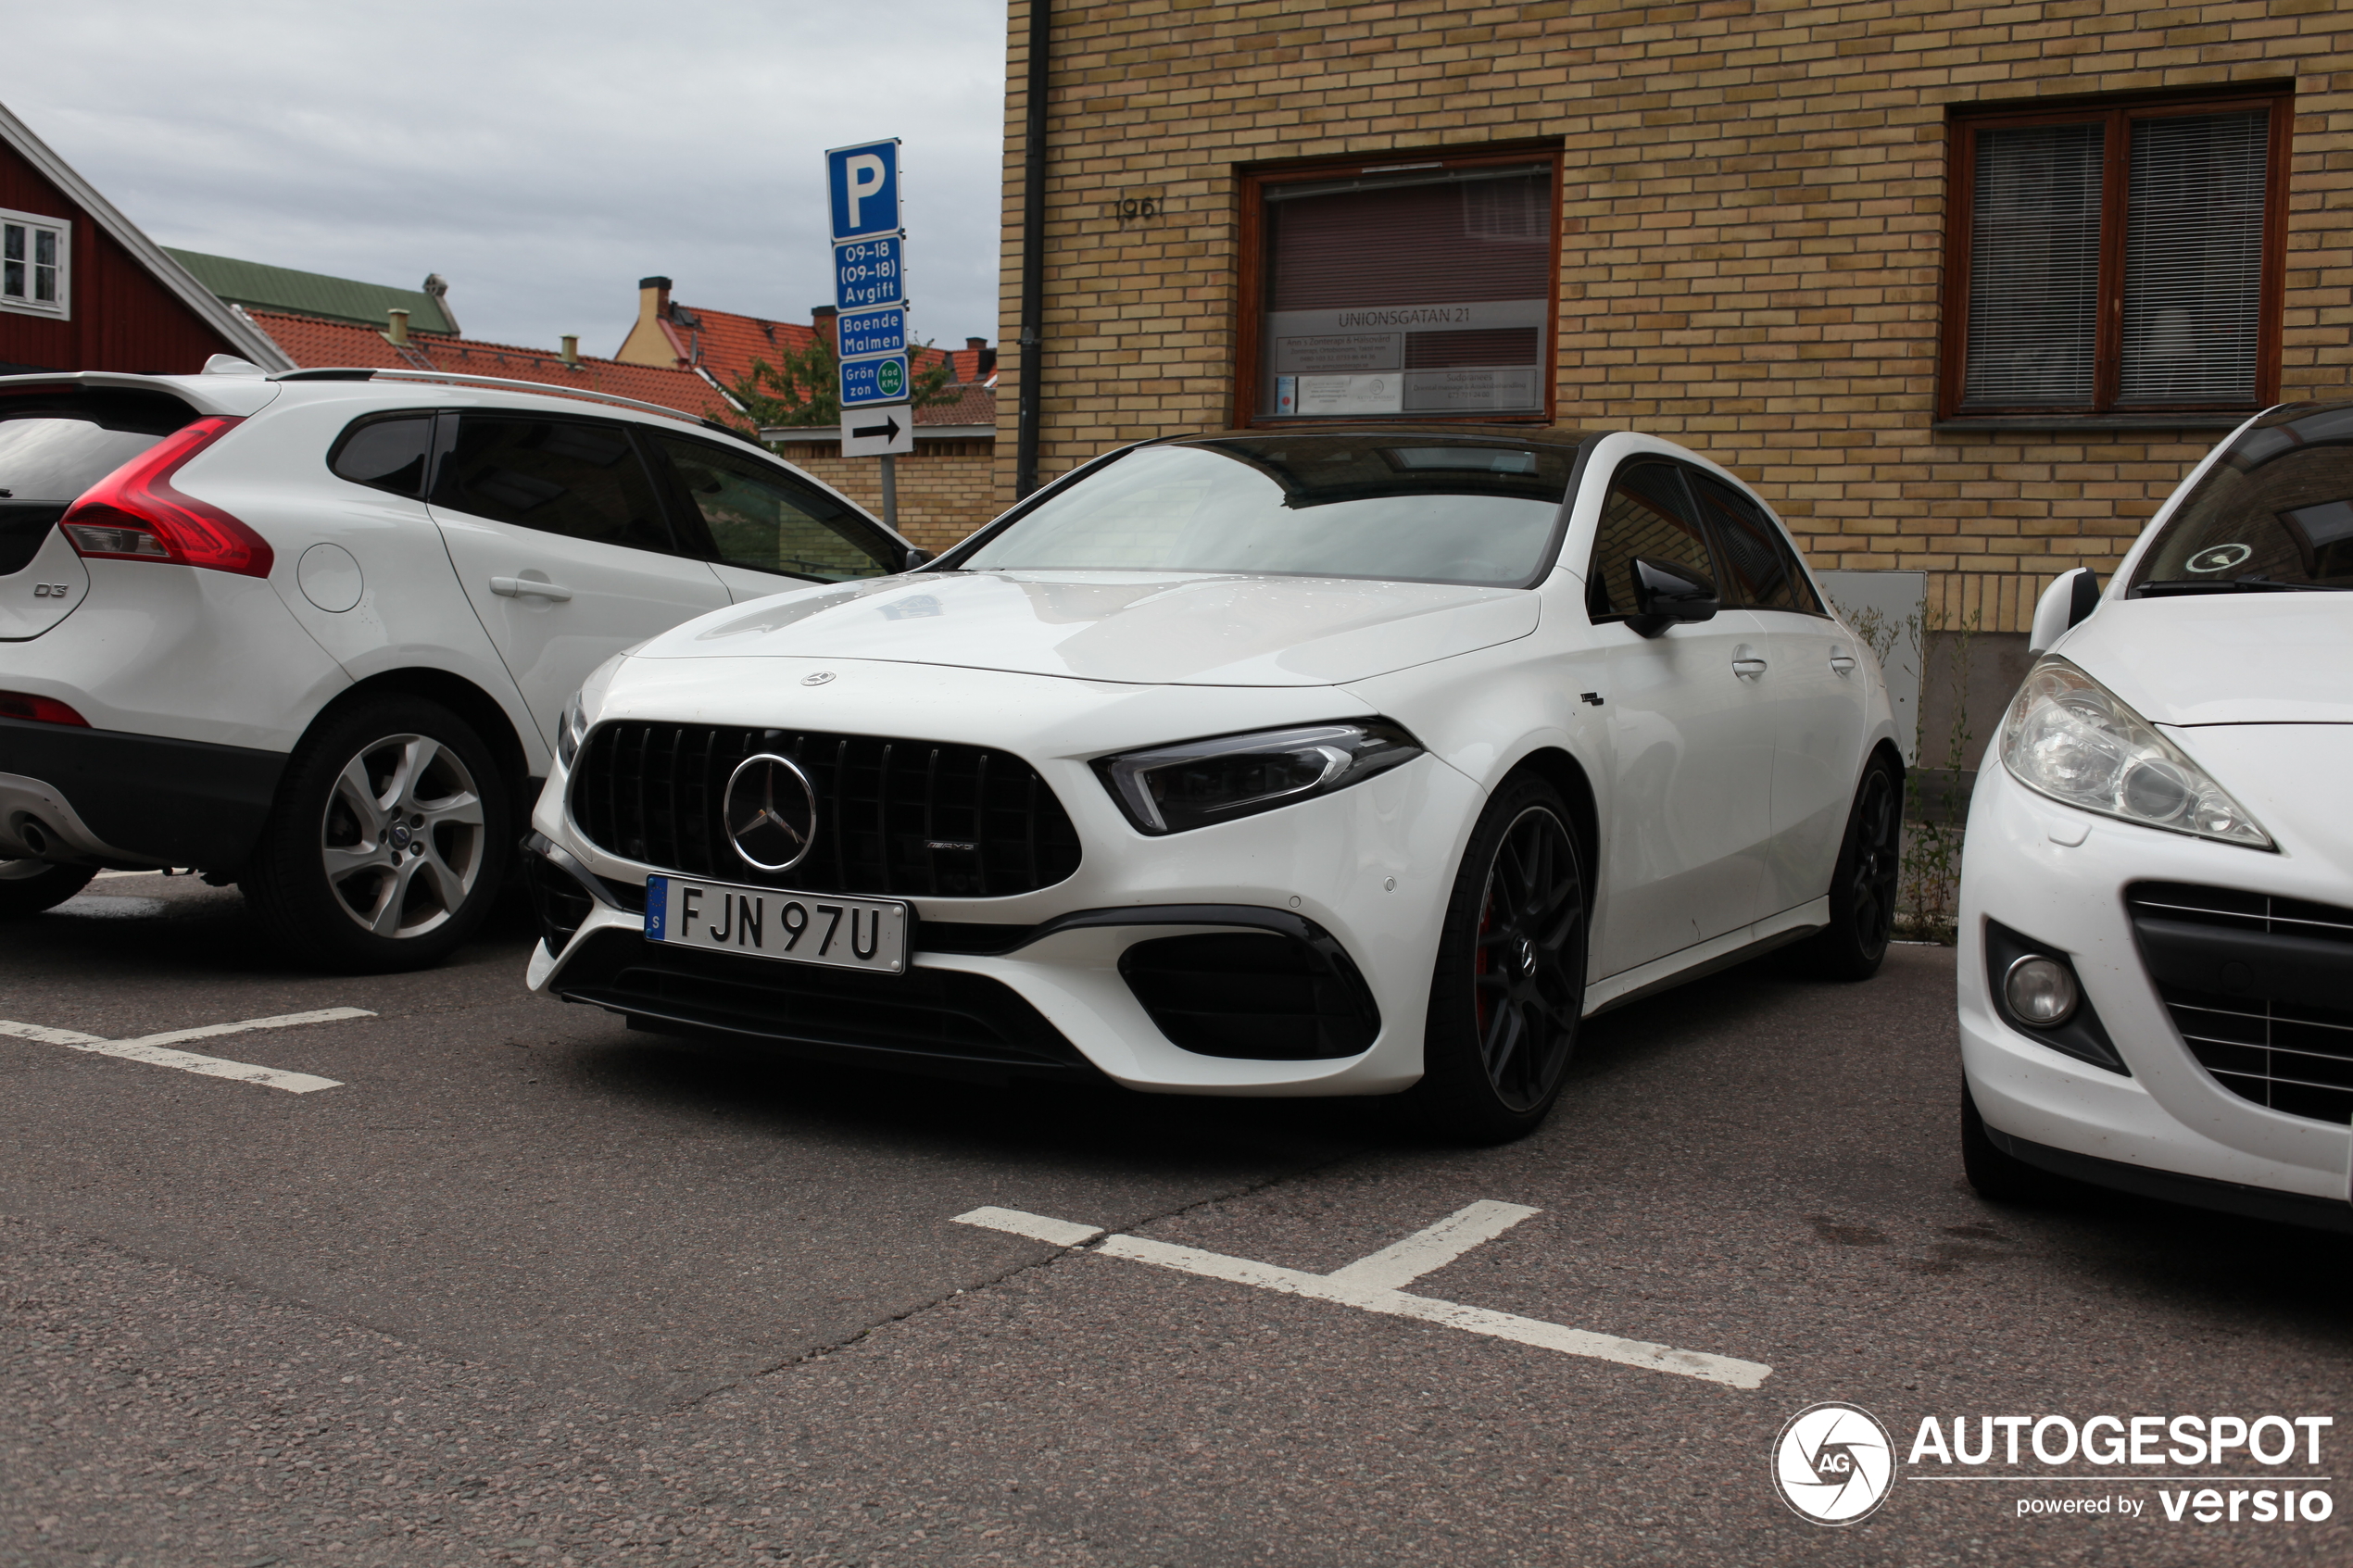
[1585,459,1717,619]
[328,415,433,499]
[431,416,673,552]
[1691,472,1819,613]
[655,436,895,581]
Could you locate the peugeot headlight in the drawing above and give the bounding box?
[1999,657,2271,849]
[1096,721,1423,835]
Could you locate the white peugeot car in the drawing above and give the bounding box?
[0,363,912,969]
[1960,402,2353,1232]
[524,427,1901,1139]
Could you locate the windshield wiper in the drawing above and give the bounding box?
[2138,574,2347,596]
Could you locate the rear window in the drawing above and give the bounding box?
[0,389,195,575]
[2133,402,2353,594]
[954,433,1578,587]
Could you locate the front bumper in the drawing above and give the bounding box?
[0,717,285,870]
[526,745,1482,1096]
[1957,756,2353,1213]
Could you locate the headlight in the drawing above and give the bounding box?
[1998,656,2271,849]
[1095,721,1423,835]
[556,690,589,770]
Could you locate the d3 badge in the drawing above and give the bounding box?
[1772,1401,1895,1525]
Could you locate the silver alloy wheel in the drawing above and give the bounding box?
[319,733,486,938]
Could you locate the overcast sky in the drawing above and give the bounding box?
[1,1,1007,356]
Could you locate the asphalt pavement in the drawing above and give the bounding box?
[2,872,2347,1567]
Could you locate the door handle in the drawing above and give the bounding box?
[1731,650,1768,679]
[490,576,573,602]
[1830,652,1857,676]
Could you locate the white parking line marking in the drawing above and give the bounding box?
[0,1008,373,1094]
[952,1206,1105,1248]
[954,1204,1771,1390]
[1324,1199,1539,1290]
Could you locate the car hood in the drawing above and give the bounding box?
[638,570,1541,686]
[2056,594,2353,726]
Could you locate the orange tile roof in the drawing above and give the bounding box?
[247,310,735,421]
[660,302,991,420]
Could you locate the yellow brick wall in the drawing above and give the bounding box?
[768,442,1002,554]
[995,0,2353,632]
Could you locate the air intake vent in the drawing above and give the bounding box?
[2128,883,2353,1125]
[569,721,1082,898]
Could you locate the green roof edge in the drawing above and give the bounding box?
[162,247,455,334]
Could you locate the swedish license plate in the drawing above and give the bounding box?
[644,874,908,974]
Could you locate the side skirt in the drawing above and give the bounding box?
[1581,897,1830,1018]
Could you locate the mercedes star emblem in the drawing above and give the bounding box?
[723,752,819,873]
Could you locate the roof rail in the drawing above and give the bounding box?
[269,366,761,446]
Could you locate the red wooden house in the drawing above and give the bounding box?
[0,100,288,376]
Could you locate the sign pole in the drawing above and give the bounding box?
[827,136,915,529]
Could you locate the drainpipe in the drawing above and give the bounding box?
[1013,0,1051,498]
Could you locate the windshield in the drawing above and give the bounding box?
[955,434,1577,587]
[2133,403,2353,593]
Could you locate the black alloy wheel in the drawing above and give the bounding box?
[1794,755,1902,981]
[243,695,513,973]
[0,858,98,919]
[1416,775,1588,1143]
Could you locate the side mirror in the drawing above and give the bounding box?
[902,546,934,571]
[1627,557,1719,638]
[2027,567,2099,653]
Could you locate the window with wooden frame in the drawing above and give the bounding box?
[1941,91,2289,419]
[0,207,69,320]
[1237,146,1563,426]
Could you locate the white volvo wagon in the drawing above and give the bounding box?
[0,363,912,969]
[1960,402,2353,1231]
[525,428,1901,1139]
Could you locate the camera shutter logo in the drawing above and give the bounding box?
[724,753,819,873]
[1772,1402,1895,1525]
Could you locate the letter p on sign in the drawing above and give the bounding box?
[828,140,901,241]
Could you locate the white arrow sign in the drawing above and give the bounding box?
[840,403,913,458]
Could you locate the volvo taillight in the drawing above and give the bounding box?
[61,416,271,577]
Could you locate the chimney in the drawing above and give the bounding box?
[614,275,681,368]
[422,272,459,335]
[812,306,838,354]
[560,334,580,366]
[969,335,997,380]
[385,307,410,345]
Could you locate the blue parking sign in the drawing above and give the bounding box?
[839,354,910,410]
[837,306,907,360]
[833,235,904,312]
[826,139,901,242]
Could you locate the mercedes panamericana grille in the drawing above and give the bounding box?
[526,429,1901,1139]
[0,365,913,968]
[1959,401,2353,1230]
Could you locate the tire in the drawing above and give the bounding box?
[0,859,98,919]
[243,696,512,973]
[1961,1081,2060,1205]
[1792,752,1902,981]
[1412,775,1589,1144]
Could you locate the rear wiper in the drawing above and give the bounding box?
[2138,575,2345,596]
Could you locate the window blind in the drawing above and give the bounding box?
[1961,123,2106,408]
[2117,111,2269,407]
[1259,166,1553,418]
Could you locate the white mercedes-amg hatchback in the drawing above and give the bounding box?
[0,362,912,969]
[524,427,1900,1139]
